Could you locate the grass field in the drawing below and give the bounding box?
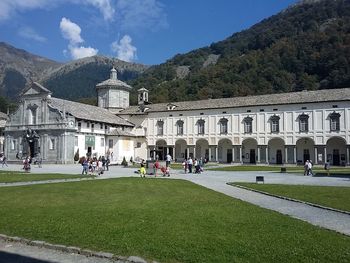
[0,178,349,262]
[0,171,93,183]
[210,165,350,174]
[232,183,350,212]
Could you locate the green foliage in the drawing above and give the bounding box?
[130,0,350,104]
[0,96,17,114]
[2,69,27,99]
[74,149,80,162]
[121,156,128,167]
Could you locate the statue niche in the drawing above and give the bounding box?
[23,128,40,158]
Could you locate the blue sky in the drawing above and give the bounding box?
[0,0,298,65]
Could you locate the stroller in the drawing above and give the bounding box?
[160,166,170,177]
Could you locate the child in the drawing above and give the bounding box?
[140,163,146,178]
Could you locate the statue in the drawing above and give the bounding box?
[23,128,40,158]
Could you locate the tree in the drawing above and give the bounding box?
[74,148,80,162]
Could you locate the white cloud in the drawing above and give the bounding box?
[115,0,168,32]
[18,26,47,42]
[60,17,98,60]
[0,0,114,21]
[69,45,98,59]
[111,35,137,62]
[60,17,84,45]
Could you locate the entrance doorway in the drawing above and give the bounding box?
[276,150,282,164]
[250,149,256,164]
[333,149,340,165]
[227,149,232,163]
[303,149,310,163]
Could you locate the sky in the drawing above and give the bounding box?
[0,0,298,65]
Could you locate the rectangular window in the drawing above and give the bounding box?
[177,124,184,135]
[300,119,308,132]
[78,122,81,132]
[330,119,340,131]
[136,142,142,148]
[198,120,205,135]
[108,139,113,148]
[91,123,94,133]
[11,139,16,150]
[100,138,105,147]
[74,136,78,147]
[100,123,103,129]
[244,122,252,133]
[271,120,279,132]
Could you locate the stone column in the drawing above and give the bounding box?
[193,146,196,159]
[153,146,156,160]
[208,147,212,162]
[257,147,261,163]
[347,147,350,166]
[166,147,169,155]
[314,147,318,165]
[239,146,242,164]
[215,146,218,162]
[173,146,176,162]
[284,146,288,164]
[265,147,269,164]
[186,148,189,159]
[232,146,235,163]
[324,146,327,163]
[293,146,297,164]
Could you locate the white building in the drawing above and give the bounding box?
[4,68,350,166]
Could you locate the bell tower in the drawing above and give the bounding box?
[138,87,149,105]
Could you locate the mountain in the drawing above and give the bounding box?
[130,0,350,104]
[41,56,148,102]
[0,42,62,99]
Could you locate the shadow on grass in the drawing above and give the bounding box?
[0,251,51,263]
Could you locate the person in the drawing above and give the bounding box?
[154,159,160,177]
[188,157,193,173]
[308,160,313,176]
[166,153,172,167]
[23,157,31,172]
[1,155,8,167]
[182,158,188,174]
[324,160,330,176]
[304,160,309,176]
[106,157,110,171]
[82,158,89,175]
[140,162,146,178]
[194,159,201,174]
[102,156,106,170]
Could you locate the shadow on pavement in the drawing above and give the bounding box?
[0,251,53,263]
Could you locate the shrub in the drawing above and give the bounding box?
[121,157,128,167]
[74,149,80,162]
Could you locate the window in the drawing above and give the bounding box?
[11,139,16,150]
[108,139,113,148]
[243,117,253,133]
[100,123,103,129]
[136,142,142,148]
[197,119,205,135]
[100,138,105,147]
[74,136,78,146]
[329,112,340,131]
[299,114,309,132]
[157,120,164,135]
[49,138,55,150]
[78,122,81,132]
[27,106,37,125]
[91,123,94,133]
[270,115,280,133]
[87,122,90,128]
[219,118,228,134]
[176,120,184,135]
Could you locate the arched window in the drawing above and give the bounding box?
[197,119,205,135]
[299,113,309,132]
[157,120,164,135]
[270,115,280,133]
[27,105,38,125]
[176,120,184,135]
[243,116,253,133]
[219,118,228,134]
[329,112,340,131]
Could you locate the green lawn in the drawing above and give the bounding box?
[233,183,350,212]
[0,178,349,262]
[0,171,93,183]
[210,165,350,175]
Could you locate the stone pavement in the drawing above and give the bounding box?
[0,164,350,262]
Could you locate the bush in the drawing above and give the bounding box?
[121,157,128,167]
[74,149,80,162]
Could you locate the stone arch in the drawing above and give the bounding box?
[175,139,187,161]
[326,136,347,166]
[195,139,209,160]
[268,137,285,164]
[155,139,167,160]
[242,138,258,164]
[218,138,233,163]
[296,137,315,164]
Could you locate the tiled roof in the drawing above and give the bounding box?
[119,88,350,114]
[50,98,134,127]
[107,129,136,137]
[96,79,132,89]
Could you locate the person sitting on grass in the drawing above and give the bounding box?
[140,162,146,178]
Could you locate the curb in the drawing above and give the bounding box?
[0,234,151,263]
[229,183,350,216]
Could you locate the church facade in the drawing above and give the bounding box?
[3,68,350,166]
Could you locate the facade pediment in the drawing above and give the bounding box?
[21,82,52,97]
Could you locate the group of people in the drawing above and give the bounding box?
[182,157,205,174]
[80,156,110,175]
[139,158,171,178]
[304,160,314,176]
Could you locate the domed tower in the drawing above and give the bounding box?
[96,67,132,113]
